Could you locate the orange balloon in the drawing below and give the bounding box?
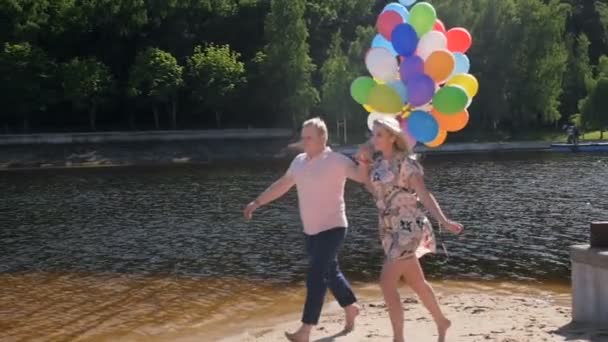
[424,50,455,83]
[431,108,469,132]
[426,129,447,147]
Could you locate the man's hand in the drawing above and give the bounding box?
[355,142,374,165]
[243,200,260,220]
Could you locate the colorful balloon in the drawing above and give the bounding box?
[431,108,469,132]
[350,76,376,104]
[368,112,396,131]
[433,86,469,114]
[408,2,436,37]
[425,129,447,147]
[407,74,435,106]
[368,84,403,113]
[446,73,479,97]
[391,24,418,57]
[399,56,424,82]
[365,48,398,82]
[446,27,472,53]
[388,80,409,103]
[416,31,447,60]
[399,0,417,6]
[407,110,439,143]
[371,34,398,57]
[451,53,470,76]
[363,104,374,112]
[377,10,404,40]
[424,50,455,83]
[400,119,418,148]
[433,19,446,33]
[382,3,410,21]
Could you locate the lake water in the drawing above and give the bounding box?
[1,152,607,340]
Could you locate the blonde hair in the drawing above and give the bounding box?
[302,117,328,142]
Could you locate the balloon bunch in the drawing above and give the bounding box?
[350,0,478,147]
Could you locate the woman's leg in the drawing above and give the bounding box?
[401,257,451,342]
[380,259,406,342]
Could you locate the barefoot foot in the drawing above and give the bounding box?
[343,304,360,333]
[285,325,311,342]
[437,318,451,342]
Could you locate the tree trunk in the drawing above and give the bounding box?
[153,106,160,130]
[22,113,29,133]
[89,104,97,131]
[291,112,298,131]
[171,97,177,130]
[215,111,222,128]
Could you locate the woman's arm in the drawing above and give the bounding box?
[409,173,463,234]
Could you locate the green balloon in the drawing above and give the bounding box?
[368,84,403,113]
[350,76,375,104]
[433,86,469,114]
[409,2,437,37]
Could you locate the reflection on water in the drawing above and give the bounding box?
[0,152,607,340]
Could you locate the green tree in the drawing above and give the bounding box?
[320,30,353,137]
[580,77,608,139]
[562,33,593,119]
[61,57,114,131]
[128,47,183,129]
[0,42,56,131]
[263,0,319,129]
[186,44,246,128]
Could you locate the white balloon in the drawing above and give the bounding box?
[417,31,447,60]
[365,48,399,82]
[367,112,398,131]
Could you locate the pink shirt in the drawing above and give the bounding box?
[286,147,360,235]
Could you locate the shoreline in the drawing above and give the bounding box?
[200,282,608,342]
[0,139,566,172]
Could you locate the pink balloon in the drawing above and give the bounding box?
[377,11,404,40]
[433,19,446,33]
[446,27,472,53]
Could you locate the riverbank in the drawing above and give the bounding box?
[153,282,604,342]
[209,285,607,342]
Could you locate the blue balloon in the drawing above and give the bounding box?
[383,3,410,21]
[406,74,435,107]
[408,110,439,143]
[399,0,417,7]
[389,81,409,103]
[391,24,418,57]
[371,34,398,57]
[452,53,471,76]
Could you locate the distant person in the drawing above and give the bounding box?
[356,116,463,342]
[565,123,580,145]
[243,117,368,342]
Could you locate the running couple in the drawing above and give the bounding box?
[243,117,463,342]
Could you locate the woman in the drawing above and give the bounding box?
[357,116,463,342]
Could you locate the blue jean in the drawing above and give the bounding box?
[302,227,357,325]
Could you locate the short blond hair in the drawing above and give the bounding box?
[302,117,328,142]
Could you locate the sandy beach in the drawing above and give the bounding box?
[207,284,608,342]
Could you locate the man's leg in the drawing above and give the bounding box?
[325,230,358,332]
[301,230,340,325]
[287,229,348,341]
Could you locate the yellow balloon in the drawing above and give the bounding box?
[447,74,479,98]
[363,104,375,112]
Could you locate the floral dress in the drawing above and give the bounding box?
[370,152,436,261]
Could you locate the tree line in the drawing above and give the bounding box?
[0,0,607,138]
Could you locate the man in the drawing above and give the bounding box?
[244,117,366,342]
